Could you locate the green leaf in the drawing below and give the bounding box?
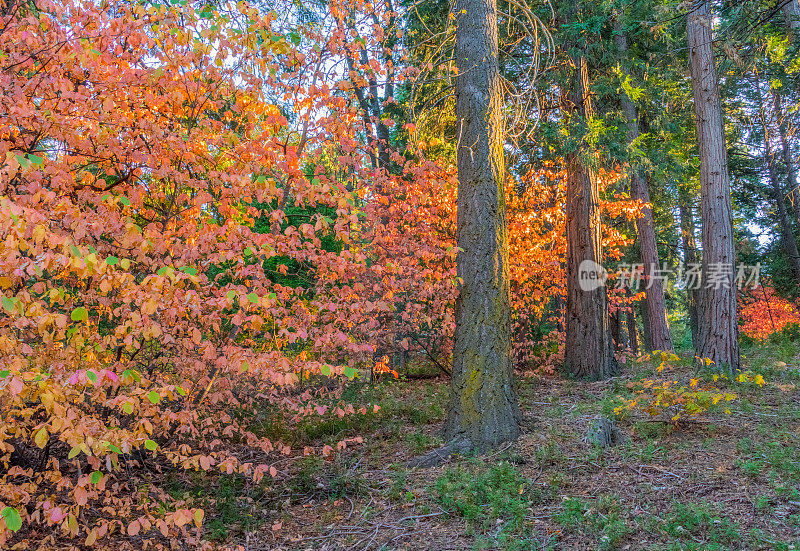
[14,154,30,168]
[226,290,237,300]
[91,471,102,484]
[105,256,119,266]
[267,292,277,300]
[1,295,15,313]
[28,154,43,166]
[0,370,9,378]
[176,386,187,396]
[343,366,357,379]
[108,444,122,454]
[320,364,331,377]
[122,369,141,382]
[70,307,88,322]
[157,266,168,276]
[240,361,249,373]
[100,194,110,201]
[119,196,131,206]
[179,266,198,276]
[1,507,22,532]
[148,391,161,405]
[70,245,81,257]
[122,402,133,414]
[247,292,259,304]
[144,439,158,451]
[244,247,253,256]
[68,446,82,459]
[86,370,97,383]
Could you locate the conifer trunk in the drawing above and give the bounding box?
[687,0,740,371]
[613,17,673,352]
[755,78,800,287]
[679,198,700,348]
[445,0,520,449]
[564,53,618,380]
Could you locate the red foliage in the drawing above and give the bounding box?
[361,158,643,374]
[739,285,800,340]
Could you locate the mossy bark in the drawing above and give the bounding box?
[445,0,520,449]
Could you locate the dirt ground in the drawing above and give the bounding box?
[252,351,800,551]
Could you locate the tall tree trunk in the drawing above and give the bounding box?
[613,16,673,352]
[564,53,618,380]
[679,197,700,348]
[445,0,519,449]
[687,0,740,372]
[774,90,800,230]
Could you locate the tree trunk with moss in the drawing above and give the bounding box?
[445,0,520,449]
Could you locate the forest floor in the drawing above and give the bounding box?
[174,338,800,551]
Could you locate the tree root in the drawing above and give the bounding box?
[405,436,474,468]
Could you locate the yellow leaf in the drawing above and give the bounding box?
[194,509,204,528]
[34,427,48,449]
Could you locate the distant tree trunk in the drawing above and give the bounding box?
[564,54,618,380]
[613,16,673,352]
[445,0,520,449]
[610,310,622,350]
[767,150,800,285]
[784,0,800,36]
[687,0,740,372]
[679,197,700,348]
[774,90,800,230]
[755,77,800,286]
[625,286,639,355]
[639,299,652,350]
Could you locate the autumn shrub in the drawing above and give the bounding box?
[0,0,646,546]
[362,160,644,374]
[613,352,738,424]
[0,0,386,545]
[739,285,800,341]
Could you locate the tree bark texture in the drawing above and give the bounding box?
[446,0,520,448]
[564,53,619,380]
[784,0,800,36]
[687,0,740,371]
[773,90,800,231]
[679,198,700,348]
[755,78,800,286]
[613,17,673,352]
[625,286,639,355]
